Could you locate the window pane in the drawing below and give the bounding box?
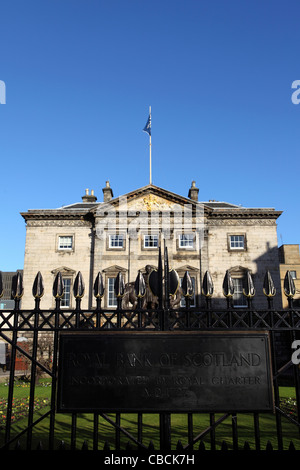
[232,278,247,306]
[230,235,244,249]
[109,234,124,248]
[58,236,73,249]
[179,233,194,248]
[108,278,117,307]
[61,278,71,307]
[144,235,158,248]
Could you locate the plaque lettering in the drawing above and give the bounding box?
[57,331,274,413]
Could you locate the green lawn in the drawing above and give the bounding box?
[0,379,299,450]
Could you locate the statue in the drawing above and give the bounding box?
[121,265,183,310]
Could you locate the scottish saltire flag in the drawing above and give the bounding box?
[143,113,151,136]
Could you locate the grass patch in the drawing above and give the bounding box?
[0,380,299,450]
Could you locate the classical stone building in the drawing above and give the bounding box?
[279,244,300,308]
[0,270,23,309]
[20,181,282,310]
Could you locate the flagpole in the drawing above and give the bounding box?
[149,106,152,184]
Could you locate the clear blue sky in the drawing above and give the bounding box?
[1,0,300,271]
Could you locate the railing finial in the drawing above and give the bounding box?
[73,271,85,299]
[32,271,44,299]
[53,272,64,299]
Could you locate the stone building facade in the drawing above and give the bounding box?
[20,181,282,310]
[0,270,23,309]
[279,244,300,308]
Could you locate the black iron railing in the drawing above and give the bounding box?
[0,248,299,451]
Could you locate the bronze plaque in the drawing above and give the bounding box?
[57,331,274,413]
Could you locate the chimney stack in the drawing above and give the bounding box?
[82,189,97,203]
[102,180,114,202]
[188,181,199,201]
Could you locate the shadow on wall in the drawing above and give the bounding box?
[195,242,282,310]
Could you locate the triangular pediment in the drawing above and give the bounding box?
[176,265,200,273]
[229,266,251,275]
[51,266,76,275]
[102,265,127,273]
[91,184,211,215]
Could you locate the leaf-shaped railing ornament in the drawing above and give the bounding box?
[32,271,44,299]
[169,269,180,297]
[73,271,85,299]
[0,271,3,299]
[181,271,194,298]
[284,271,295,298]
[94,272,105,298]
[164,246,170,307]
[148,269,159,296]
[114,272,125,298]
[53,272,64,299]
[157,247,163,308]
[134,271,146,298]
[222,270,234,298]
[243,271,255,298]
[12,272,24,300]
[202,271,213,297]
[263,271,276,297]
[148,248,163,302]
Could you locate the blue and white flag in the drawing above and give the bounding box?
[143,113,151,136]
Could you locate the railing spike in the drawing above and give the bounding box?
[36,440,43,450]
[222,270,234,298]
[243,270,255,298]
[289,440,296,451]
[284,271,295,298]
[265,440,273,451]
[81,440,88,450]
[12,271,24,300]
[243,441,251,450]
[32,271,44,299]
[103,441,111,451]
[53,271,64,299]
[181,271,194,298]
[176,440,184,450]
[221,440,228,451]
[198,440,206,451]
[202,271,213,297]
[158,246,163,308]
[169,269,180,297]
[73,271,85,299]
[164,246,170,307]
[134,271,146,298]
[58,440,66,450]
[14,439,21,450]
[148,440,155,451]
[263,270,276,298]
[94,272,104,298]
[114,272,125,297]
[126,441,133,451]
